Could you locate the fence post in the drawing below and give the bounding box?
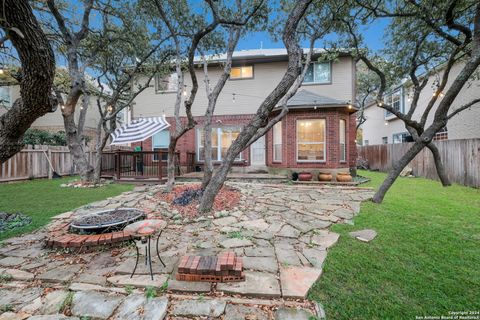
[47,147,53,179]
[116,152,121,180]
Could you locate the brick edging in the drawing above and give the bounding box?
[45,222,134,249]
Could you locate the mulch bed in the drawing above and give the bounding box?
[155,184,241,218]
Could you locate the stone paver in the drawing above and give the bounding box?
[302,248,327,268]
[172,299,226,317]
[311,232,340,249]
[244,246,275,257]
[242,256,278,273]
[37,265,82,283]
[167,279,211,293]
[24,316,79,320]
[107,274,169,288]
[217,271,281,298]
[280,267,323,299]
[113,294,167,320]
[212,216,238,226]
[349,229,377,242]
[0,257,26,267]
[39,290,69,315]
[275,307,314,320]
[220,238,254,248]
[0,268,34,281]
[224,304,269,320]
[71,291,123,319]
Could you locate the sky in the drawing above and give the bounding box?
[235,19,390,52]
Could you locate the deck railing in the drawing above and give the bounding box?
[101,150,196,180]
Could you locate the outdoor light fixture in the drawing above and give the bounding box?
[0,68,4,75]
[61,105,65,110]
[183,85,187,96]
[385,121,389,126]
[378,102,383,107]
[232,93,236,103]
[348,104,353,109]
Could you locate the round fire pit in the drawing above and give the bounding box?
[70,208,146,234]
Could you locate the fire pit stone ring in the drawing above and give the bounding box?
[70,208,146,234]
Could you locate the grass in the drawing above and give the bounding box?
[0,177,133,241]
[309,170,480,319]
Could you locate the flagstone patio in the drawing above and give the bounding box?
[0,182,373,319]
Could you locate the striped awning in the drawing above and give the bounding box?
[110,116,170,145]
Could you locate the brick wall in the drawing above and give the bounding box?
[265,108,356,169]
[132,109,356,170]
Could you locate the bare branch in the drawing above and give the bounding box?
[447,98,480,119]
[75,0,94,40]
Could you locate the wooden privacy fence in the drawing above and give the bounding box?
[357,138,480,188]
[0,145,95,182]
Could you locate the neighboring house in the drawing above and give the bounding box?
[362,61,480,146]
[0,83,102,144]
[130,48,358,175]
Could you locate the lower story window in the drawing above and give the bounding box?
[339,119,346,162]
[297,119,326,162]
[273,121,282,162]
[152,130,169,161]
[197,127,242,162]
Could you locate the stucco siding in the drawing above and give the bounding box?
[132,56,354,118]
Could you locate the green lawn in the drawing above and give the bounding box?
[309,170,480,319]
[0,178,133,241]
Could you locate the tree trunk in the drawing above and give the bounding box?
[198,0,313,212]
[64,111,93,182]
[426,142,451,187]
[0,0,55,163]
[165,136,178,192]
[201,122,214,189]
[372,141,426,203]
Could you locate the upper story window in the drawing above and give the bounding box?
[230,66,253,80]
[385,87,404,118]
[303,62,331,84]
[0,87,11,109]
[155,73,178,93]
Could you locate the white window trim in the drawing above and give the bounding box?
[339,119,346,163]
[296,119,327,163]
[384,87,404,119]
[302,61,332,85]
[273,121,282,162]
[197,127,243,162]
[392,132,409,144]
[155,73,179,93]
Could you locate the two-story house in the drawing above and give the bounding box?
[362,61,480,146]
[130,48,358,175]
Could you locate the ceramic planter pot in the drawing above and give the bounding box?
[298,172,313,181]
[318,172,333,181]
[336,172,353,182]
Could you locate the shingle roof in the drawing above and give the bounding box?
[286,89,350,107]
